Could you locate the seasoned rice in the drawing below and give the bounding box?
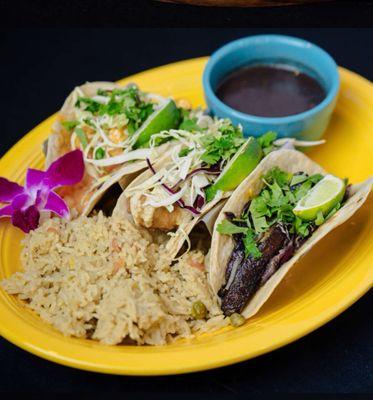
[1,213,228,345]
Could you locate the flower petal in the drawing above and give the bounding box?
[0,177,24,202]
[11,193,32,210]
[0,204,13,217]
[11,205,40,233]
[44,191,69,218]
[45,149,84,189]
[26,169,46,190]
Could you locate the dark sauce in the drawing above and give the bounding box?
[216,64,326,117]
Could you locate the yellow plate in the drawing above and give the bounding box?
[0,57,372,375]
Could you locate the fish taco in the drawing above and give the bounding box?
[114,111,322,259]
[208,149,372,322]
[44,81,181,216]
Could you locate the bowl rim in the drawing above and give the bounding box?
[203,34,340,125]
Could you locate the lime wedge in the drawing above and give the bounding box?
[293,174,346,221]
[133,99,180,149]
[213,137,263,192]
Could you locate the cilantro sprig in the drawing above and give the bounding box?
[217,219,262,259]
[74,86,154,134]
[199,120,245,166]
[178,109,203,132]
[256,131,277,155]
[217,167,328,259]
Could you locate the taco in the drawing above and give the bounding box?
[44,81,180,216]
[114,111,322,258]
[208,149,372,321]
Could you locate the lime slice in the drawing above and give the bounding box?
[293,174,346,221]
[213,137,263,192]
[133,99,180,149]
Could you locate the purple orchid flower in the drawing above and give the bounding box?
[0,149,84,233]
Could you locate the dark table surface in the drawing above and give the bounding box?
[0,28,372,395]
[2,1,373,27]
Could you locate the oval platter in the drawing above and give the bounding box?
[0,57,372,375]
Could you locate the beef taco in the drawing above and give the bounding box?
[44,81,180,216]
[208,149,372,321]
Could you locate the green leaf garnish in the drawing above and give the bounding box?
[308,174,324,184]
[242,230,262,259]
[200,121,245,166]
[61,120,79,131]
[204,185,217,202]
[315,210,325,226]
[217,219,248,235]
[217,167,334,260]
[217,219,262,259]
[75,97,101,114]
[75,127,88,148]
[290,173,308,187]
[75,86,154,134]
[179,117,202,132]
[94,147,105,160]
[264,167,291,187]
[294,216,311,236]
[257,131,277,148]
[178,147,192,157]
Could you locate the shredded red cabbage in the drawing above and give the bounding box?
[146,158,201,215]
[194,194,205,210]
[186,166,221,180]
[171,166,221,191]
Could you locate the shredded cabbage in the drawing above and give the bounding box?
[127,111,241,213]
[66,87,166,181]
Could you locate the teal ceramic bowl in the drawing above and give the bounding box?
[203,34,340,139]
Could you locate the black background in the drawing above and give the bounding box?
[2,1,373,28]
[1,28,372,395]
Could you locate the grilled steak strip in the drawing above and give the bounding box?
[221,224,293,315]
[218,240,245,298]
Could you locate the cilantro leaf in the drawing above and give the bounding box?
[200,121,245,166]
[290,173,308,187]
[75,86,154,134]
[94,147,105,160]
[308,174,324,184]
[75,97,100,114]
[204,185,217,202]
[249,197,270,232]
[257,131,277,155]
[265,167,291,187]
[179,117,202,132]
[293,180,313,201]
[315,210,325,226]
[257,131,277,148]
[217,219,262,259]
[249,197,269,218]
[75,127,88,148]
[179,148,192,157]
[217,219,248,235]
[251,215,269,233]
[201,150,221,165]
[61,120,79,131]
[242,230,262,259]
[294,217,311,237]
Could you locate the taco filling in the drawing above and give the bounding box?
[47,83,180,214]
[216,167,348,316]
[60,85,178,181]
[125,112,243,228]
[123,112,293,231]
